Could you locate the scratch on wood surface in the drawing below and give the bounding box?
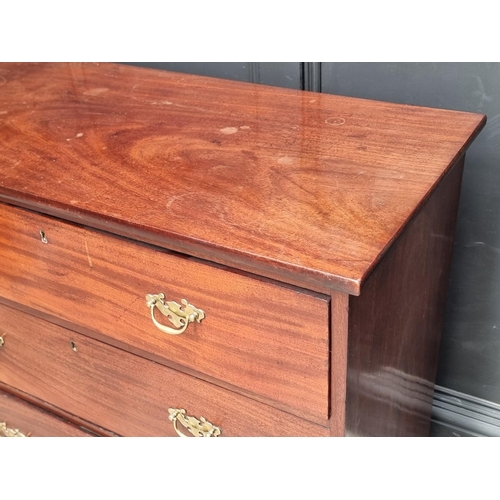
[166,192,194,211]
[84,239,93,269]
[115,296,140,323]
[83,87,108,96]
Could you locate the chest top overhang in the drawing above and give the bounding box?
[0,63,486,295]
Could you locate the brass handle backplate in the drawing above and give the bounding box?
[146,293,205,335]
[168,408,221,437]
[0,422,29,437]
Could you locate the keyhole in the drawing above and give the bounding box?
[70,341,77,352]
[39,231,48,244]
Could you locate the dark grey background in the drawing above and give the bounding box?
[126,62,500,435]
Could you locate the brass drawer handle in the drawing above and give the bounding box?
[168,408,221,437]
[0,421,29,437]
[146,293,205,335]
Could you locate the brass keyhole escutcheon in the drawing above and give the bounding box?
[70,341,77,352]
[0,336,4,348]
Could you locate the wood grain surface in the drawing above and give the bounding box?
[0,203,330,423]
[0,303,329,436]
[345,156,465,436]
[0,63,485,294]
[0,389,92,437]
[329,291,349,436]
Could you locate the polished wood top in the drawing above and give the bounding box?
[0,63,485,294]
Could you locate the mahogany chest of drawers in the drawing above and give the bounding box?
[0,63,485,436]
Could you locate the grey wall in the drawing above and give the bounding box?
[126,62,500,436]
[126,62,302,89]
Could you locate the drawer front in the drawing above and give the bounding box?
[0,304,329,436]
[0,203,330,422]
[0,389,91,437]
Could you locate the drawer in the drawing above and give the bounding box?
[0,203,330,422]
[0,389,92,437]
[0,303,329,436]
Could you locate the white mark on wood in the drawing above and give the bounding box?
[170,102,211,112]
[309,99,316,103]
[277,156,296,165]
[240,125,251,130]
[150,100,173,105]
[84,239,93,269]
[166,192,194,211]
[325,117,345,126]
[220,127,238,135]
[76,132,84,138]
[83,87,109,96]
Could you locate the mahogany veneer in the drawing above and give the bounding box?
[0,63,485,436]
[0,203,329,424]
[0,389,93,437]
